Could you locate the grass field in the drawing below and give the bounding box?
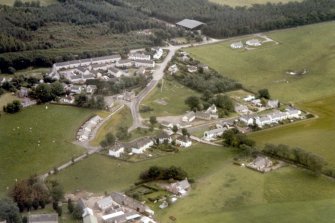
[1,0,57,6]
[250,95,335,168]
[209,0,302,7]
[90,107,132,146]
[187,22,335,103]
[0,104,94,196]
[141,78,200,118]
[0,93,20,112]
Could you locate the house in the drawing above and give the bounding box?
[216,120,235,129]
[195,111,212,120]
[108,144,125,158]
[206,104,217,114]
[286,109,301,119]
[255,115,272,127]
[82,73,96,81]
[108,67,123,77]
[176,136,192,148]
[182,111,195,123]
[61,95,75,104]
[153,48,163,60]
[91,55,121,64]
[180,55,190,62]
[111,192,154,216]
[156,132,172,144]
[165,178,191,196]
[70,85,83,94]
[246,39,262,47]
[203,128,226,141]
[82,208,98,223]
[91,70,102,78]
[230,41,244,49]
[247,156,273,172]
[116,59,133,68]
[28,214,58,223]
[267,100,279,108]
[240,114,255,126]
[95,196,115,211]
[176,19,204,31]
[91,63,113,71]
[168,64,179,74]
[187,65,197,73]
[68,74,83,84]
[75,67,90,75]
[134,60,155,68]
[270,112,287,122]
[129,53,151,61]
[128,137,154,154]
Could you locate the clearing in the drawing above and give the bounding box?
[186,22,335,103]
[0,104,94,195]
[140,78,200,118]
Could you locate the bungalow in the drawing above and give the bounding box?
[243,95,255,102]
[286,109,301,119]
[203,128,226,141]
[95,196,115,211]
[91,55,121,64]
[28,214,58,223]
[156,132,172,144]
[270,112,287,122]
[187,65,197,73]
[255,115,272,127]
[108,144,125,158]
[134,60,155,68]
[111,192,154,216]
[246,39,262,47]
[176,136,192,148]
[168,64,179,74]
[165,178,191,196]
[182,111,195,123]
[128,137,154,154]
[116,59,133,68]
[230,41,244,49]
[239,114,255,126]
[129,53,151,61]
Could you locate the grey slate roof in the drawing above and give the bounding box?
[176,19,204,29]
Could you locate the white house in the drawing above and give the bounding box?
[129,137,154,154]
[153,48,163,60]
[182,111,196,123]
[156,132,172,144]
[246,39,262,47]
[203,128,226,141]
[286,109,301,119]
[134,60,155,68]
[108,144,125,158]
[206,104,217,114]
[129,53,151,61]
[255,116,272,127]
[270,112,287,122]
[230,41,244,49]
[176,136,192,148]
[240,114,255,126]
[116,59,133,68]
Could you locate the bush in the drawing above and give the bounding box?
[3,100,22,114]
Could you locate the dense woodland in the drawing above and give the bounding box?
[1,0,335,73]
[122,0,335,37]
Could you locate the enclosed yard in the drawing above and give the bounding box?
[187,22,335,103]
[0,104,94,195]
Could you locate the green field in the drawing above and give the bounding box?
[0,0,57,6]
[209,0,302,7]
[141,78,200,118]
[0,104,94,196]
[250,95,335,167]
[187,22,335,103]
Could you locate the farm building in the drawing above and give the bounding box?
[176,19,205,30]
[230,41,244,49]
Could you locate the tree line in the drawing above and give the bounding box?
[120,0,335,38]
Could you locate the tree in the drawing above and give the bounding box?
[50,82,65,97]
[116,125,130,140]
[74,94,88,107]
[172,125,178,134]
[0,198,22,223]
[181,128,188,136]
[34,83,54,103]
[72,204,83,220]
[258,89,270,99]
[215,95,234,113]
[3,100,22,114]
[67,199,74,213]
[50,183,64,202]
[100,132,116,148]
[149,116,157,126]
[185,96,201,111]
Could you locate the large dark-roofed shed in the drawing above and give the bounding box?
[176,19,204,30]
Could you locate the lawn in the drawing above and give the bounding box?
[0,104,94,196]
[51,143,233,194]
[186,22,335,103]
[1,0,57,6]
[0,93,20,112]
[250,95,335,168]
[90,107,132,146]
[140,78,201,118]
[209,0,302,7]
